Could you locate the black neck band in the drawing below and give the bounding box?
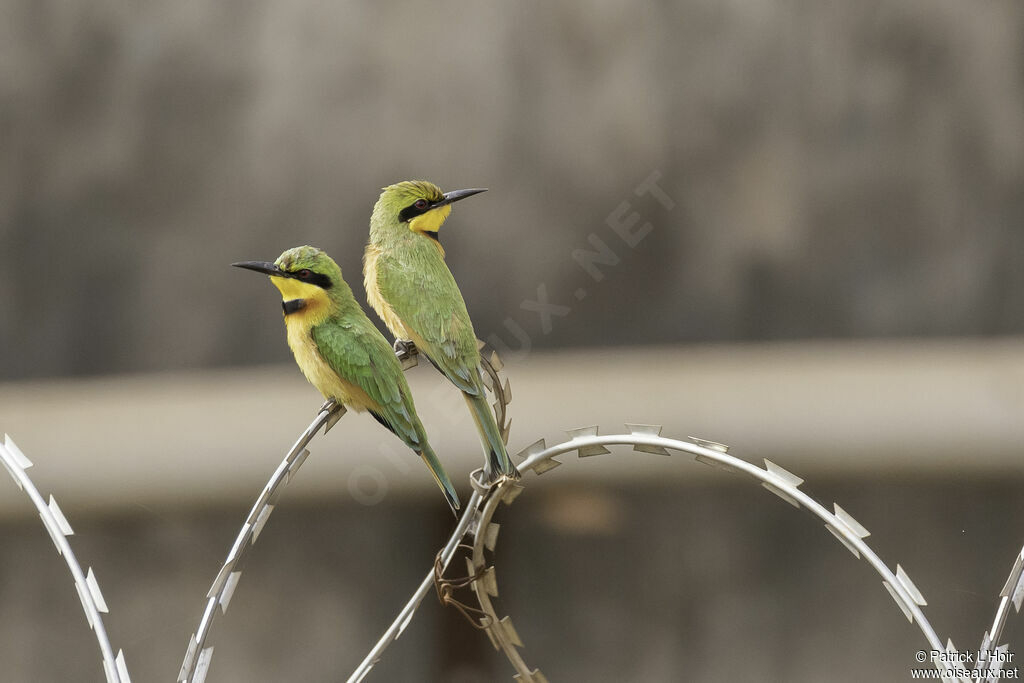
[283,299,306,315]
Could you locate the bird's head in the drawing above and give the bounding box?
[233,245,348,317]
[370,180,486,244]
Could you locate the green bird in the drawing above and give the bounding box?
[363,181,520,483]
[233,245,461,514]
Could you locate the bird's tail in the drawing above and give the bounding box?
[418,444,461,516]
[464,392,521,483]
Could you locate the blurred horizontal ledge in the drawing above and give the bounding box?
[0,338,1022,517]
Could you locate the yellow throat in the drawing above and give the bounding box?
[408,204,451,234]
[269,275,332,326]
[408,205,450,256]
[268,275,375,410]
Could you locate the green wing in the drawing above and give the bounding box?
[377,249,485,397]
[312,316,424,450]
[376,244,520,482]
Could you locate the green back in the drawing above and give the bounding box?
[378,235,484,396]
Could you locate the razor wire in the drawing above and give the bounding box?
[352,426,1024,683]
[455,428,1024,683]
[175,337,1020,683]
[0,434,132,683]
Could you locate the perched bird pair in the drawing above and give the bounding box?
[234,181,520,515]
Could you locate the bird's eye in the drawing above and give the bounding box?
[414,199,428,210]
[297,269,312,279]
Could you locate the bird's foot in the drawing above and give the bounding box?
[393,339,419,370]
[319,399,347,433]
[474,465,522,491]
[502,464,522,481]
[393,338,417,356]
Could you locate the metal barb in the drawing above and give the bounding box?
[516,439,547,462]
[624,423,670,455]
[883,580,915,622]
[689,436,729,453]
[3,433,33,468]
[833,504,871,539]
[531,457,562,475]
[577,443,611,458]
[689,438,741,473]
[566,425,600,439]
[484,523,501,552]
[115,651,132,683]
[250,504,274,543]
[896,565,927,606]
[825,523,863,559]
[86,568,110,612]
[48,495,74,536]
[490,350,504,372]
[566,426,610,457]
[763,459,805,487]
[0,433,32,489]
[825,504,872,559]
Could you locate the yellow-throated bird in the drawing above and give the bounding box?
[363,181,520,483]
[234,245,460,513]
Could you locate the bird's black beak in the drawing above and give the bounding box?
[430,187,487,210]
[232,261,285,277]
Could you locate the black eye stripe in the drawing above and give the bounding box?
[398,197,439,223]
[287,270,332,289]
[398,204,423,223]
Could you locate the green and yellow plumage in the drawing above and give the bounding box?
[364,181,520,482]
[233,245,460,513]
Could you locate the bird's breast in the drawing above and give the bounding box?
[284,320,373,411]
[363,244,409,338]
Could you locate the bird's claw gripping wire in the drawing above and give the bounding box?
[470,467,500,494]
[392,338,419,369]
[319,398,346,433]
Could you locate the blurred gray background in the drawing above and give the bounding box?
[1,1,1023,681]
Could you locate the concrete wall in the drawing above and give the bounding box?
[1,0,1022,380]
